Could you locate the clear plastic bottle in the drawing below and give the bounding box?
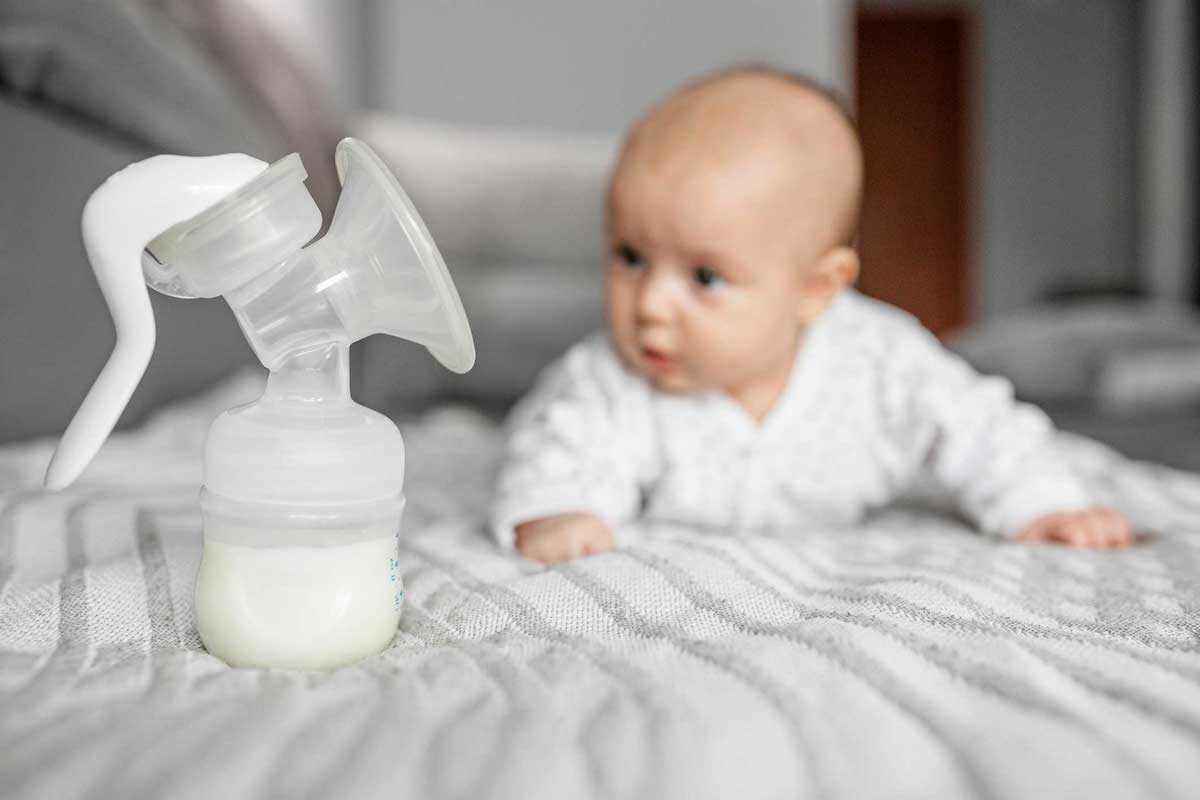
[194,342,408,670]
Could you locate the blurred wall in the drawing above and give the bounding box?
[271,0,1166,322]
[976,0,1140,317]
[363,0,853,133]
[362,0,1148,320]
[1141,0,1197,304]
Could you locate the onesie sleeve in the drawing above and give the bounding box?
[490,333,652,549]
[887,321,1093,538]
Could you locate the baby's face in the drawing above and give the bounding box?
[605,148,837,403]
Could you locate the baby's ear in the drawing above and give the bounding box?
[798,246,859,321]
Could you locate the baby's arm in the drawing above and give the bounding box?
[492,335,650,563]
[514,512,615,563]
[1011,508,1132,548]
[891,322,1132,548]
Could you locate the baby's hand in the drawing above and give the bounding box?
[514,512,615,564]
[1014,507,1134,549]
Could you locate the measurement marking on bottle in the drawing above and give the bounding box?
[390,557,402,610]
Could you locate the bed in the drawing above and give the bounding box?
[2,372,1199,800]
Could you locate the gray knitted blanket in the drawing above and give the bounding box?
[1,373,1199,800]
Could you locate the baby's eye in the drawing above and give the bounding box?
[616,244,643,268]
[693,266,724,289]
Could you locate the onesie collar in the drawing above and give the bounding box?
[706,294,839,442]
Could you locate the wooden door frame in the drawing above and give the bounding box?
[853,5,975,335]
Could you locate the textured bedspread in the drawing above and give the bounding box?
[2,374,1199,800]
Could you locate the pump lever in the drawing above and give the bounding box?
[44,155,267,491]
[43,202,157,491]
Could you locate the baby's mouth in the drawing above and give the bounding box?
[640,345,676,372]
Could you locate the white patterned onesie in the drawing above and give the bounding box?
[491,291,1092,547]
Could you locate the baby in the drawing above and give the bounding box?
[492,66,1133,564]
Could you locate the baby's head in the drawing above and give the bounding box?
[606,67,863,411]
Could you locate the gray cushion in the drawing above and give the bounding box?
[0,0,282,156]
[0,0,295,443]
[351,113,617,268]
[0,100,261,444]
[949,299,1200,409]
[353,260,607,413]
[350,113,617,409]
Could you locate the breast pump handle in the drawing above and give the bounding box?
[43,211,155,490]
[44,155,269,491]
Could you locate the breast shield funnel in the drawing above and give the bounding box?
[45,138,474,491]
[327,139,474,373]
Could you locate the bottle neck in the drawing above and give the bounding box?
[225,239,352,372]
[263,342,351,406]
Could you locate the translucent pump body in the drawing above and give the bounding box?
[46,139,474,670]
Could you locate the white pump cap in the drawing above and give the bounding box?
[327,138,475,374]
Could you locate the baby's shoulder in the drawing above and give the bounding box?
[827,290,941,364]
[533,330,649,403]
[560,330,637,380]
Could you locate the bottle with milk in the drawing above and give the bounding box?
[43,139,475,670]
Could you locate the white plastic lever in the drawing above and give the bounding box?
[44,155,267,491]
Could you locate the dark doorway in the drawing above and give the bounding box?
[855,8,972,335]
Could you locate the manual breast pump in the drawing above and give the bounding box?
[45,139,475,670]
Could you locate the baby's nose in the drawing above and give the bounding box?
[635,270,677,323]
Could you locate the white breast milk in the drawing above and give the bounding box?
[194,484,407,670]
[194,532,402,671]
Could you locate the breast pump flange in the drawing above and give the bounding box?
[45,139,475,670]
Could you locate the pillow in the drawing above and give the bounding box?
[948,299,1200,408]
[0,98,261,444]
[0,0,281,157]
[1096,346,1200,414]
[0,0,299,443]
[349,114,617,412]
[353,260,607,414]
[351,112,618,268]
